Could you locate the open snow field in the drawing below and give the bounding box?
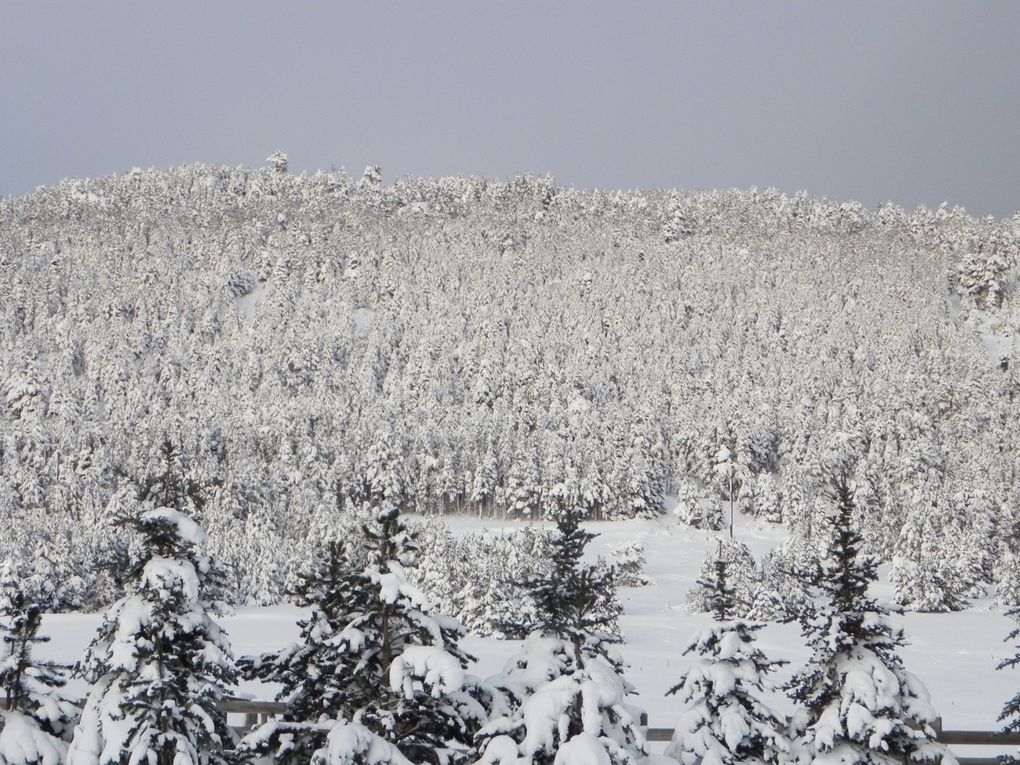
[36,510,1016,752]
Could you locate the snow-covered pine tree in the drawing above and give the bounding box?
[0,559,79,765]
[686,538,757,618]
[237,507,490,765]
[785,474,954,765]
[526,506,622,667]
[998,552,1020,608]
[745,534,816,623]
[750,472,783,524]
[473,505,645,765]
[890,487,968,613]
[236,540,357,764]
[997,606,1020,764]
[67,508,236,765]
[674,480,724,531]
[610,541,652,587]
[665,551,789,765]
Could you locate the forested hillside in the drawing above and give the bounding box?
[1,160,1018,609]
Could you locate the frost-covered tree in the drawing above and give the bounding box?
[959,247,1010,308]
[411,525,551,640]
[998,606,1020,764]
[472,506,644,765]
[610,541,651,587]
[0,559,79,765]
[746,537,813,623]
[686,538,757,617]
[522,506,622,666]
[473,652,645,765]
[750,472,783,524]
[67,508,236,765]
[266,151,289,174]
[674,481,723,531]
[890,487,968,613]
[998,552,1020,608]
[785,475,953,765]
[237,507,490,765]
[665,555,789,765]
[236,540,357,764]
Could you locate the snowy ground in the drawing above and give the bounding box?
[36,510,1017,756]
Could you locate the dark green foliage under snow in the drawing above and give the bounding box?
[516,506,622,666]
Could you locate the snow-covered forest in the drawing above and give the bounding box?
[2,161,1019,613]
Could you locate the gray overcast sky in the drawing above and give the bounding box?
[2,1,1019,216]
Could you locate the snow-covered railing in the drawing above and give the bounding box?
[5,697,1018,761]
[220,702,1020,762]
[221,697,286,733]
[635,713,1018,765]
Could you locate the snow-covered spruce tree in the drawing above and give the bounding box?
[997,606,1020,764]
[67,508,236,765]
[890,487,968,613]
[686,538,757,618]
[525,506,622,668]
[473,506,645,765]
[785,474,954,765]
[610,541,652,588]
[746,539,813,623]
[0,559,80,765]
[998,552,1020,608]
[750,472,783,524]
[238,507,491,765]
[665,553,789,765]
[236,539,357,764]
[674,481,724,531]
